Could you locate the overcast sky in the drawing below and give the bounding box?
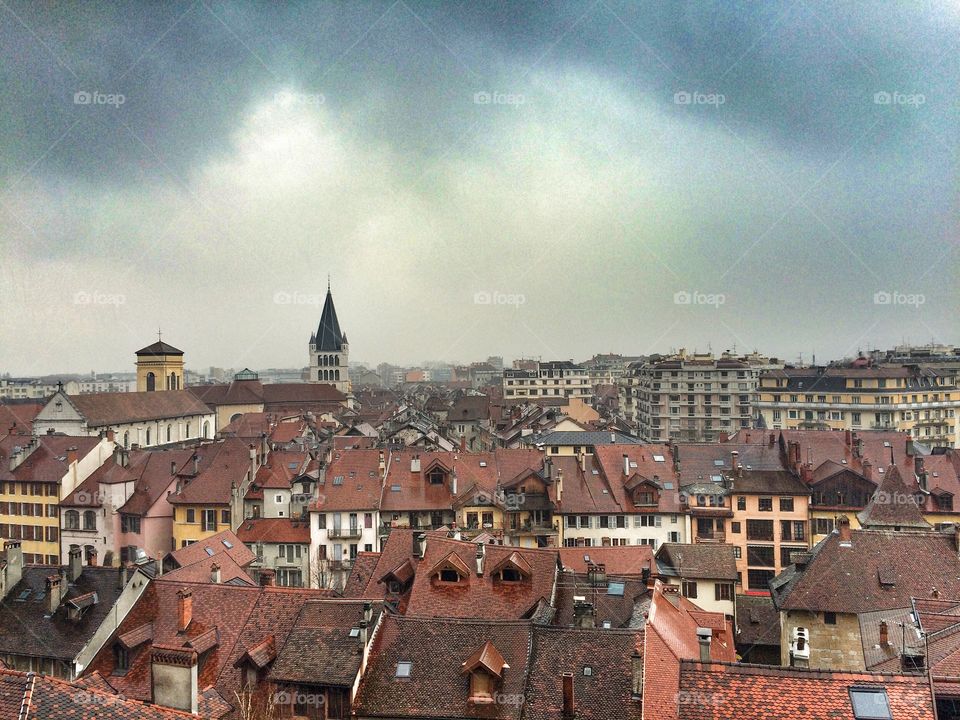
[1,1,957,376]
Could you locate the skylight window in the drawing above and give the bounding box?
[591,470,599,475]
[333,475,344,485]
[479,461,487,467]
[288,462,299,469]
[652,455,665,462]
[15,590,31,602]
[391,484,401,492]
[607,582,625,597]
[849,687,891,720]
[583,666,593,676]
[222,540,233,548]
[349,627,361,638]
[664,482,674,490]
[205,547,215,556]
[714,460,725,467]
[629,461,638,468]
[396,661,413,678]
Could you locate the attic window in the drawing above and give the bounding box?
[396,661,413,678]
[500,567,522,582]
[428,469,446,485]
[288,462,298,469]
[479,462,487,467]
[333,475,344,485]
[583,666,593,676]
[652,455,665,462]
[849,687,891,720]
[205,547,215,556]
[713,460,724,467]
[439,568,462,583]
[222,540,233,549]
[349,628,361,638]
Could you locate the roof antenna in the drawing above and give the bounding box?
[327,273,331,293]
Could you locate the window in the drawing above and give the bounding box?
[201,509,217,532]
[747,545,775,567]
[779,497,794,512]
[747,568,775,591]
[114,644,129,674]
[715,583,733,601]
[758,497,773,512]
[681,580,698,598]
[813,517,833,535]
[65,510,79,530]
[737,496,746,511]
[186,508,196,524]
[849,688,891,720]
[746,520,774,541]
[395,661,413,678]
[83,510,96,530]
[120,514,141,534]
[440,569,461,583]
[730,521,741,534]
[317,513,326,530]
[824,612,837,625]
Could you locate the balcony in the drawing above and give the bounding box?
[328,526,362,539]
[696,532,726,544]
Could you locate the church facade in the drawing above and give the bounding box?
[309,285,350,392]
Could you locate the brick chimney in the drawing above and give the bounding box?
[879,620,889,647]
[837,516,852,543]
[66,445,78,466]
[259,568,276,587]
[862,459,873,482]
[844,429,852,447]
[106,429,115,443]
[561,672,575,720]
[730,451,739,473]
[177,588,193,631]
[67,546,83,583]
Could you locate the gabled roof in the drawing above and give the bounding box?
[655,543,738,582]
[490,551,532,579]
[857,465,932,529]
[167,529,255,569]
[64,390,210,426]
[558,546,653,577]
[461,640,508,677]
[429,551,472,579]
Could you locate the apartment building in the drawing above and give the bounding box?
[755,365,960,448]
[502,360,591,402]
[625,352,759,443]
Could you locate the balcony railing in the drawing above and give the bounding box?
[328,526,362,539]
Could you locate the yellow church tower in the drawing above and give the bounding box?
[135,335,185,392]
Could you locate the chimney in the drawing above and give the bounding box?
[87,548,98,567]
[210,562,221,584]
[696,627,712,662]
[106,428,115,443]
[451,471,457,496]
[879,621,889,647]
[476,543,485,576]
[844,429,852,447]
[192,453,199,475]
[862,459,873,481]
[460,435,466,452]
[730,451,739,473]
[249,444,257,483]
[561,672,575,720]
[150,645,199,714]
[170,461,177,476]
[378,451,385,473]
[954,525,960,558]
[573,600,596,628]
[800,463,812,485]
[631,650,643,698]
[358,619,368,645]
[363,601,373,625]
[0,541,23,600]
[789,441,801,467]
[557,468,564,504]
[623,454,630,477]
[413,533,427,559]
[837,516,852,543]
[261,432,269,458]
[718,431,729,443]
[46,575,63,615]
[260,568,276,587]
[744,430,751,444]
[67,546,83,583]
[544,457,552,480]
[119,564,128,588]
[769,431,776,446]
[177,588,193,631]
[66,445,78,467]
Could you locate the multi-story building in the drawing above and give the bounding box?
[755,365,960,447]
[502,360,591,403]
[0,434,115,565]
[308,283,350,392]
[627,351,759,443]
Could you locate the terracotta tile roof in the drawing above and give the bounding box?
[354,615,532,719]
[6,436,102,483]
[311,448,383,512]
[462,640,507,677]
[677,660,934,720]
[162,551,255,586]
[448,396,490,422]
[522,626,643,720]
[340,530,425,602]
[593,444,684,514]
[168,530,255,569]
[655,544,738,582]
[735,594,780,650]
[553,571,650,629]
[558,546,654,577]
[117,622,153,650]
[857,465,932,529]
[66,390,212,426]
[772,529,960,614]
[165,440,254,506]
[84,578,333,715]
[0,667,199,719]
[235,517,310,546]
[405,536,558,620]
[269,599,381,685]
[341,552,383,598]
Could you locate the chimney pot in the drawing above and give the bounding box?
[561,672,575,720]
[696,627,712,662]
[879,620,889,647]
[177,588,193,631]
[837,516,852,543]
[68,546,83,583]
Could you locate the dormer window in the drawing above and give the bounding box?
[440,568,461,583]
[462,641,508,705]
[431,552,470,584]
[428,469,445,485]
[500,567,522,582]
[492,551,532,583]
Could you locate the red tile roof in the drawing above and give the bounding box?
[235,517,310,545]
[677,661,934,720]
[66,390,212,426]
[167,530,255,569]
[558,546,654,577]
[165,440,254,506]
[312,448,383,512]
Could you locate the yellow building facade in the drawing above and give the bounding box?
[136,340,185,392]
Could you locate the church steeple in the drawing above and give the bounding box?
[314,285,344,352]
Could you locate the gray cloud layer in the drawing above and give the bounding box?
[1,1,957,375]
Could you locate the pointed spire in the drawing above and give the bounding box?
[313,279,344,351]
